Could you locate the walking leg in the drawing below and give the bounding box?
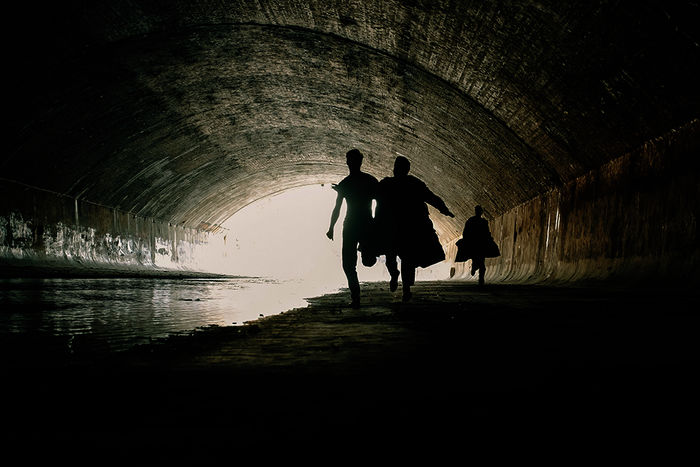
[342,230,361,307]
[401,261,415,301]
[385,251,400,292]
[476,257,485,286]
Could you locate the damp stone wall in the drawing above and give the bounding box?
[448,119,700,286]
[0,181,221,277]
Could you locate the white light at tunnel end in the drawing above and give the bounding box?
[194,184,452,299]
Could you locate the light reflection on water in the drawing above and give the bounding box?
[0,277,341,355]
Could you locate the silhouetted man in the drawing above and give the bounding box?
[457,205,494,286]
[375,156,454,301]
[326,149,379,308]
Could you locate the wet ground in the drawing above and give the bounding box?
[3,280,699,456]
[0,276,336,355]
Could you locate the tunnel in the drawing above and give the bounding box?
[2,0,698,282]
[2,0,700,452]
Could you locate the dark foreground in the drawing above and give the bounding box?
[3,280,699,456]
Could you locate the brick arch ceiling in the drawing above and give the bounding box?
[4,1,699,240]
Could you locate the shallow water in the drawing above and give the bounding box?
[0,276,341,356]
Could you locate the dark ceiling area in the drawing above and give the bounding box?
[4,0,699,239]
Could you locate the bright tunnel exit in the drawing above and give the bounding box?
[194,184,452,295]
[195,184,387,292]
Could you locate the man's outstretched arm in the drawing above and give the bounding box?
[326,190,343,240]
[425,188,455,218]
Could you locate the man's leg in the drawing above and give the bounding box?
[477,257,486,286]
[475,257,485,285]
[359,232,377,267]
[342,229,361,306]
[385,250,400,292]
[401,260,415,301]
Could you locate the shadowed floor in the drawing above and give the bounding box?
[3,280,699,453]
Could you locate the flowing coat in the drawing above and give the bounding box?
[374,175,448,268]
[455,215,500,262]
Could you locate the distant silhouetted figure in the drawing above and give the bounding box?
[327,149,379,308]
[455,205,500,286]
[375,156,454,301]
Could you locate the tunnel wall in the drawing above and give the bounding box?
[449,119,700,285]
[0,180,219,277]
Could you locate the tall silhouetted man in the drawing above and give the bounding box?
[375,155,454,301]
[326,149,379,308]
[458,205,495,286]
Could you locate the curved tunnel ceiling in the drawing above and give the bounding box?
[4,1,699,240]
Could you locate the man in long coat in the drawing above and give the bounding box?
[375,156,454,301]
[456,205,498,286]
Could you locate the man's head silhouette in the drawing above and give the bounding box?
[346,149,363,172]
[393,156,410,176]
[475,205,483,216]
